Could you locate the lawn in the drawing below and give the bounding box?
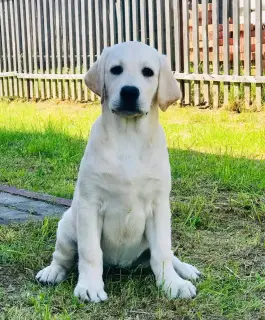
[0,100,265,319]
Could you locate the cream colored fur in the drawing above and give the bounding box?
[36,41,200,303]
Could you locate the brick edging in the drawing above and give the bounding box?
[0,185,72,207]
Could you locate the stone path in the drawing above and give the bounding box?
[0,189,70,225]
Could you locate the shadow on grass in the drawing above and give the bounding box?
[0,128,265,197]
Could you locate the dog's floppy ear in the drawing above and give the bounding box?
[84,47,110,97]
[157,54,182,111]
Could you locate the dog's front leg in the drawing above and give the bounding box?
[74,196,107,303]
[146,197,197,299]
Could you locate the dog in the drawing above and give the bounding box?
[36,41,201,302]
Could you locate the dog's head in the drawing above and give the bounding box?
[84,41,181,117]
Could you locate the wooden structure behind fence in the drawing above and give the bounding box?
[0,0,264,108]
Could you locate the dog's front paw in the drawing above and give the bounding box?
[160,273,197,299]
[173,258,201,281]
[36,264,66,284]
[74,280,108,303]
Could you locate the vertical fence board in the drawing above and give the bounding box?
[20,0,29,98]
[109,0,116,46]
[132,0,139,41]
[88,0,95,100]
[212,0,220,109]
[165,0,172,66]
[75,0,82,101]
[81,0,88,101]
[202,0,210,106]
[255,0,262,110]
[148,0,155,47]
[31,0,39,99]
[37,0,45,99]
[102,0,109,47]
[244,0,251,108]
[173,0,181,73]
[0,10,3,97]
[49,0,56,98]
[182,0,191,104]
[223,0,229,106]
[140,0,147,43]
[25,0,34,97]
[14,0,23,97]
[124,0,131,41]
[156,0,163,53]
[62,0,69,100]
[43,0,51,98]
[4,0,13,96]
[68,0,76,100]
[116,0,123,43]
[233,0,240,100]
[9,0,18,97]
[56,0,63,100]
[192,0,200,106]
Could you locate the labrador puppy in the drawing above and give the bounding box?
[36,41,200,302]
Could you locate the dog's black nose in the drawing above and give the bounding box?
[120,86,140,102]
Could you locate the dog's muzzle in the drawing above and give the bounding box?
[112,85,146,117]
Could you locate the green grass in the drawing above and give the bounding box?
[1,100,265,319]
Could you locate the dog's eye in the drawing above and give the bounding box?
[110,66,123,75]
[142,67,154,77]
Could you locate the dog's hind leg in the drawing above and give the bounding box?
[172,256,201,281]
[36,208,77,284]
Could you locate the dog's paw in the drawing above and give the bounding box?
[173,258,201,281]
[36,264,66,284]
[74,280,108,303]
[161,274,197,299]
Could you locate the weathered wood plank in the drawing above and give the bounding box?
[25,0,34,98]
[0,2,3,97]
[31,0,39,99]
[109,0,116,46]
[165,0,172,66]
[4,0,14,96]
[148,0,155,47]
[202,0,210,106]
[37,0,45,99]
[49,0,56,98]
[2,72,265,84]
[140,0,147,43]
[81,0,88,101]
[20,0,29,98]
[192,0,200,106]
[182,0,191,104]
[255,0,263,110]
[56,0,63,100]
[88,0,95,100]
[9,0,18,97]
[68,0,76,100]
[156,0,163,53]
[124,0,131,41]
[62,0,69,100]
[75,0,82,101]
[244,0,251,108]
[173,0,180,71]
[223,0,229,106]
[132,0,139,41]
[212,0,220,109]
[43,0,51,98]
[233,0,240,100]
[116,0,124,43]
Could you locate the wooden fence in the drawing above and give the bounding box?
[0,0,264,108]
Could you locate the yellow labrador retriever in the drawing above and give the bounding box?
[36,41,200,302]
